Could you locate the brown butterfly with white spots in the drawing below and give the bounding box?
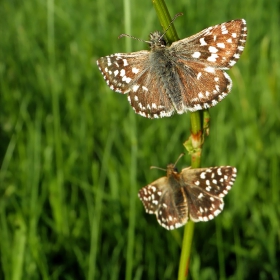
[97,14,247,118]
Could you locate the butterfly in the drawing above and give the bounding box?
[138,161,237,230]
[97,16,247,118]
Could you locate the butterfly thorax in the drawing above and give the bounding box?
[148,31,168,51]
[147,37,184,113]
[166,164,181,188]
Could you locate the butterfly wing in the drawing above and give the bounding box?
[97,51,175,118]
[97,51,150,93]
[169,19,247,111]
[180,166,237,222]
[171,19,247,69]
[171,61,232,111]
[138,176,188,230]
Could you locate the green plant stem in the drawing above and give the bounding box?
[153,0,180,42]
[152,2,205,279]
[179,111,203,280]
[123,1,137,280]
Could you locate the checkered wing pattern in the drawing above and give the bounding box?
[169,19,247,111]
[180,166,237,222]
[97,52,176,118]
[138,177,189,230]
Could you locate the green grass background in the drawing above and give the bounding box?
[0,0,280,279]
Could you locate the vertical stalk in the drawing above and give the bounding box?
[152,1,205,279]
[123,1,138,280]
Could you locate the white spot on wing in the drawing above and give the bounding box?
[123,59,128,66]
[209,46,218,53]
[107,58,112,66]
[132,67,139,74]
[221,25,228,34]
[217,42,225,48]
[192,51,201,58]
[199,38,207,46]
[200,172,206,179]
[193,104,203,110]
[207,53,219,62]
[214,209,221,216]
[198,92,204,99]
[204,66,215,73]
[122,76,131,83]
[132,85,140,92]
[212,100,218,106]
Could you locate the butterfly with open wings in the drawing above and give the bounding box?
[97,16,247,118]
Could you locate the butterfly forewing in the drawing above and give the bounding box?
[138,177,168,214]
[96,51,149,93]
[181,166,237,197]
[171,19,247,69]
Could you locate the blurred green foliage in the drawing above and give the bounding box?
[0,0,279,279]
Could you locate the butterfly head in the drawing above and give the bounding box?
[165,154,185,177]
[166,163,180,178]
[147,13,184,51]
[148,31,167,50]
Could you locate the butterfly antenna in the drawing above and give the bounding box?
[150,166,167,172]
[159,12,183,41]
[118,33,147,43]
[174,153,185,167]
[118,13,183,44]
